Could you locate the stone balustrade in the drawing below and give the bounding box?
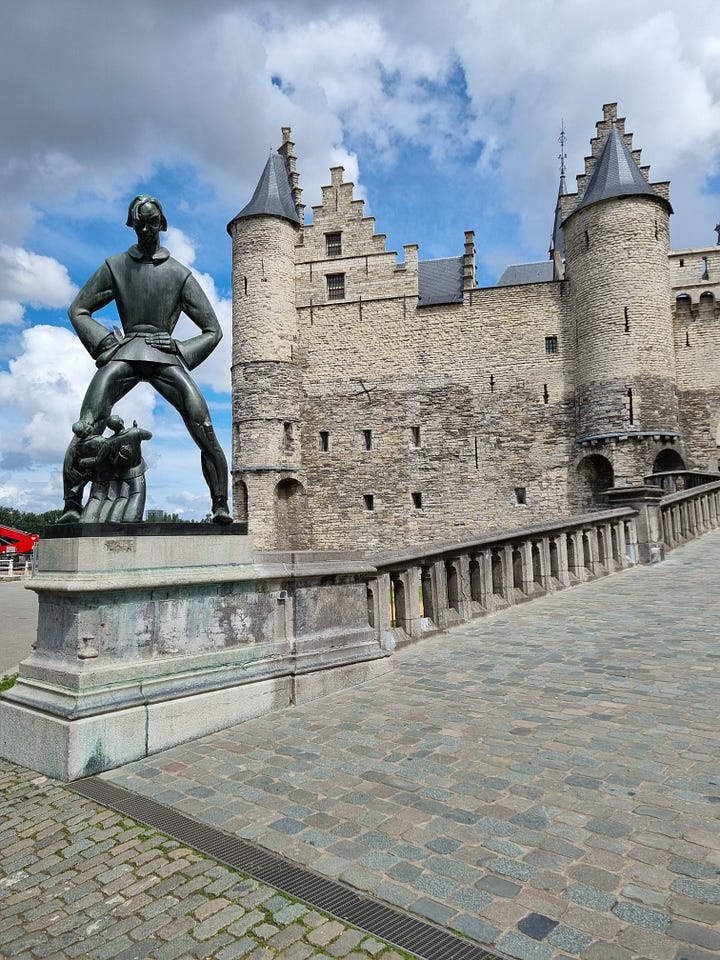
[645,468,720,494]
[367,508,639,648]
[660,479,720,549]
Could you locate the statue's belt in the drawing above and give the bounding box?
[96,332,182,368]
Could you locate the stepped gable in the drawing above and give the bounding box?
[575,124,658,211]
[228,150,300,228]
[560,103,672,223]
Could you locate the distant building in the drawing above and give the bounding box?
[146,509,167,522]
[227,104,720,550]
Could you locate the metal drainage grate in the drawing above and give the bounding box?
[71,777,506,960]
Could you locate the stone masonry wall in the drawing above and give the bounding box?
[295,281,575,551]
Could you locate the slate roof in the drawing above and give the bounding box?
[496,261,554,286]
[417,256,464,305]
[228,153,300,228]
[574,124,658,213]
[550,174,566,260]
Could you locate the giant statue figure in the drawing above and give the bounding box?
[59,195,232,524]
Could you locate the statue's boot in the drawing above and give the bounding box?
[58,500,83,525]
[211,496,233,525]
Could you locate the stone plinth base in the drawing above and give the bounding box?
[0,529,389,780]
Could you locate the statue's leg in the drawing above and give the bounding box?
[78,362,140,432]
[59,362,141,523]
[151,366,232,524]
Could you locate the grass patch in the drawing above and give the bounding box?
[0,673,18,693]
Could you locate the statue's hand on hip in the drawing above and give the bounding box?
[145,332,177,353]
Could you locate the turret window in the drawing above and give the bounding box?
[326,232,342,256]
[327,273,345,300]
[545,336,558,354]
[319,430,330,451]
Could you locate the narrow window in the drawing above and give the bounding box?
[363,494,374,511]
[686,330,691,347]
[319,430,329,451]
[654,220,659,240]
[702,256,709,281]
[283,421,293,451]
[679,258,684,267]
[584,230,590,250]
[624,307,630,333]
[490,374,495,393]
[363,429,373,451]
[412,491,423,509]
[325,232,342,256]
[411,426,421,447]
[515,487,527,505]
[326,273,345,300]
[545,336,558,354]
[543,384,549,404]
[243,276,248,295]
[627,388,634,425]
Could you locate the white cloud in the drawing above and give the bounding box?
[0,243,77,326]
[0,325,156,464]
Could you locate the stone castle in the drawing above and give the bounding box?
[226,103,720,551]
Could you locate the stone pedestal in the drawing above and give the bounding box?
[0,526,389,780]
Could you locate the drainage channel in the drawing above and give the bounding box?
[71,776,505,960]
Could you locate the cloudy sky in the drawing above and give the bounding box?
[2,0,720,520]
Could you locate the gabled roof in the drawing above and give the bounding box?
[574,124,658,213]
[228,153,300,228]
[417,257,464,305]
[496,261,554,287]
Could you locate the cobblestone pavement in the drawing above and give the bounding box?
[103,533,720,960]
[0,760,413,960]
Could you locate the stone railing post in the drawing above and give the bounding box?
[605,486,665,563]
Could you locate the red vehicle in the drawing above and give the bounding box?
[0,525,39,559]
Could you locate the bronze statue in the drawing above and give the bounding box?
[59,195,232,524]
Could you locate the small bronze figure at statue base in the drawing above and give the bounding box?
[58,194,232,525]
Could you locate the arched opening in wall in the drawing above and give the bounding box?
[273,478,307,550]
[699,291,715,321]
[233,479,249,524]
[445,560,460,612]
[652,448,685,473]
[469,557,483,606]
[675,294,692,322]
[574,455,614,511]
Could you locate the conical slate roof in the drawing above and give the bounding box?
[549,173,567,259]
[575,124,657,212]
[229,152,300,227]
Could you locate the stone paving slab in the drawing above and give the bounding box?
[0,760,415,960]
[103,532,720,960]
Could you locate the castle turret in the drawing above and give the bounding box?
[562,104,680,482]
[227,130,304,546]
